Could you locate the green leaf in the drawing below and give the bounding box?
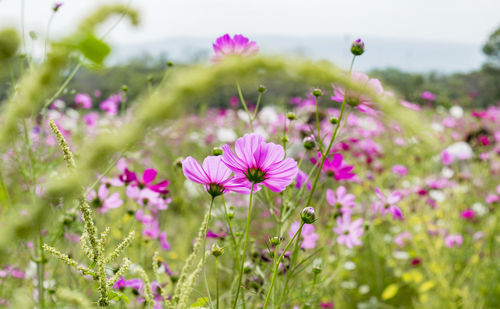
[76,34,111,65]
[108,290,129,304]
[381,283,399,300]
[190,297,209,308]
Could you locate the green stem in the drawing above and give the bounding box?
[252,92,263,120]
[215,257,220,309]
[314,96,323,154]
[277,222,304,307]
[232,183,255,309]
[201,197,215,304]
[236,82,254,132]
[263,222,304,309]
[305,56,356,206]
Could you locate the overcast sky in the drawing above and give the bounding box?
[1,0,499,46]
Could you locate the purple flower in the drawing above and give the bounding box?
[421,91,436,102]
[113,277,144,291]
[295,169,311,190]
[53,2,63,12]
[221,133,298,193]
[394,232,412,247]
[331,72,384,115]
[326,186,355,214]
[120,168,169,194]
[182,155,252,197]
[372,187,403,220]
[87,184,123,213]
[288,221,318,249]
[74,93,92,109]
[333,214,364,248]
[460,209,475,220]
[84,112,99,128]
[444,234,463,248]
[311,152,355,181]
[392,164,408,176]
[211,34,259,63]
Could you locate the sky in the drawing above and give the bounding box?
[0,0,499,71]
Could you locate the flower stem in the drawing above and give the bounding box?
[232,183,255,309]
[315,96,323,154]
[215,257,220,309]
[305,55,357,206]
[236,82,254,132]
[263,222,304,309]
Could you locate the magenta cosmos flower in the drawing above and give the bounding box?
[119,168,169,194]
[331,72,384,115]
[221,133,298,193]
[333,214,364,248]
[87,184,123,213]
[182,155,252,197]
[211,34,259,63]
[288,221,318,249]
[75,93,92,109]
[373,187,403,220]
[311,152,355,181]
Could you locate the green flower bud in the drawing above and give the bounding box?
[211,243,224,257]
[312,258,322,274]
[312,89,323,97]
[212,147,223,156]
[167,61,174,67]
[329,117,339,125]
[227,210,235,220]
[0,28,20,61]
[122,85,129,92]
[286,112,297,121]
[280,135,289,143]
[351,38,365,56]
[258,85,266,93]
[270,236,281,246]
[303,135,316,150]
[300,207,316,224]
[173,157,183,168]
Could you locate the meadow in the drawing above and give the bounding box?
[0,4,499,309]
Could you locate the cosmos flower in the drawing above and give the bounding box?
[460,209,475,220]
[295,169,312,190]
[211,34,259,63]
[331,72,384,115]
[87,184,123,213]
[444,234,463,248]
[311,152,355,181]
[119,168,169,194]
[372,187,403,220]
[288,221,319,249]
[392,164,408,176]
[326,186,355,214]
[333,214,364,248]
[421,91,436,102]
[182,155,253,197]
[74,93,92,109]
[221,133,298,193]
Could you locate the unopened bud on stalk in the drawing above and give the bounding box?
[286,112,297,120]
[243,262,253,273]
[173,157,183,168]
[280,135,289,143]
[303,135,316,150]
[312,89,323,98]
[167,61,174,67]
[122,85,129,92]
[211,244,224,257]
[351,38,365,56]
[53,2,63,12]
[258,85,267,93]
[0,28,20,61]
[329,117,339,125]
[270,236,281,246]
[227,210,235,220]
[212,147,223,156]
[300,207,316,224]
[312,258,322,274]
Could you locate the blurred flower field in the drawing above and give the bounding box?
[0,4,499,309]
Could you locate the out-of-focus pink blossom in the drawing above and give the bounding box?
[326,186,355,214]
[421,91,436,101]
[460,209,475,220]
[333,214,364,248]
[75,93,92,109]
[288,221,318,249]
[392,164,408,176]
[211,34,259,63]
[331,72,384,115]
[373,187,403,220]
[445,234,463,248]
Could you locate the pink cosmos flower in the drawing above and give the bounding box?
[100,99,118,115]
[311,152,355,181]
[75,93,92,109]
[114,277,144,291]
[421,91,436,102]
[445,234,463,248]
[87,184,123,213]
[295,169,312,190]
[221,133,298,193]
[373,187,403,220]
[182,155,253,197]
[333,214,364,248]
[485,185,500,204]
[394,232,412,247]
[331,72,384,115]
[400,100,421,111]
[392,164,408,176]
[211,34,259,63]
[326,186,355,214]
[120,168,169,194]
[460,209,475,220]
[288,221,318,249]
[84,112,99,128]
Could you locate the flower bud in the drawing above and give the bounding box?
[243,262,253,273]
[312,89,323,97]
[312,258,322,274]
[329,117,338,125]
[303,135,316,150]
[212,147,223,156]
[167,61,174,67]
[280,135,289,143]
[0,28,20,61]
[53,2,63,12]
[227,210,235,220]
[211,243,224,257]
[286,112,297,121]
[122,85,129,92]
[173,157,183,168]
[300,207,316,224]
[351,38,365,56]
[270,236,281,246]
[258,85,267,93]
[147,75,153,83]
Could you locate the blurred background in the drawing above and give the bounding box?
[1,0,500,107]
